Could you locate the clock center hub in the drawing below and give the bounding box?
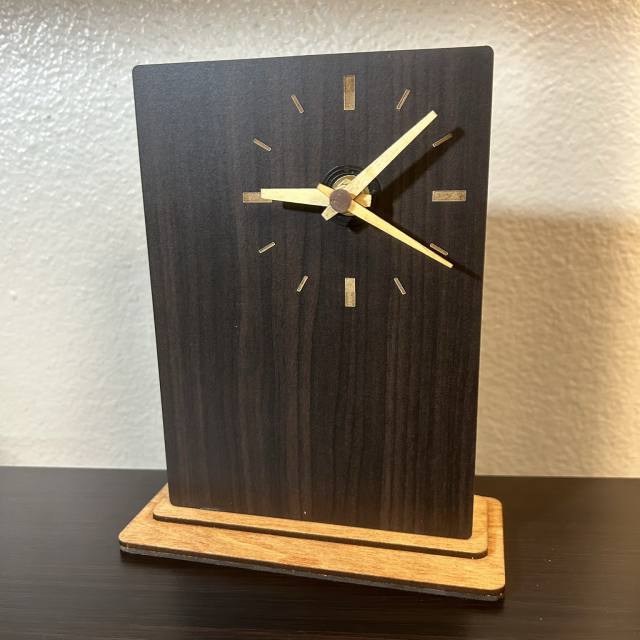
[329,188,352,214]
[321,165,380,227]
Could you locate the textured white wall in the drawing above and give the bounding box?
[1,0,639,475]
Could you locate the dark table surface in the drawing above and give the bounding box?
[0,468,638,639]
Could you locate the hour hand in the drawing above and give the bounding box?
[261,188,371,208]
[261,188,329,207]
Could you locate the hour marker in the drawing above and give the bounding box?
[297,276,308,292]
[259,242,275,253]
[432,190,466,202]
[243,191,272,203]
[429,243,449,256]
[394,278,406,295]
[396,90,410,110]
[291,94,304,113]
[343,75,355,110]
[253,139,271,152]
[345,277,356,307]
[432,133,453,147]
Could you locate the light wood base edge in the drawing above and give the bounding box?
[119,488,505,601]
[119,545,503,601]
[152,486,489,558]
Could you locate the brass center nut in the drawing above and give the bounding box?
[329,189,353,214]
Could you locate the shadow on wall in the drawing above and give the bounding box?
[476,210,640,477]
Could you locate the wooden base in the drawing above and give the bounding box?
[119,486,505,601]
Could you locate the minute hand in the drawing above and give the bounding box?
[322,110,437,221]
[346,198,452,268]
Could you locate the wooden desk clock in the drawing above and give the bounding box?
[119,47,505,600]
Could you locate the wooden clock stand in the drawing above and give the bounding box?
[120,48,504,601]
[119,487,504,600]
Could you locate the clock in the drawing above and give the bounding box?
[133,47,493,539]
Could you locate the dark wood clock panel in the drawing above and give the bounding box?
[133,47,493,538]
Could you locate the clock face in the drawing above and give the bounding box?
[133,48,493,538]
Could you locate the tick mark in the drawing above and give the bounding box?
[432,190,466,202]
[396,90,410,110]
[297,276,308,292]
[253,139,271,151]
[343,75,355,110]
[394,277,406,295]
[345,277,356,306]
[291,95,304,113]
[243,192,271,203]
[259,242,275,253]
[432,133,453,147]
[429,243,449,256]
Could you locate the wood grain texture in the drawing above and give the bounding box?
[133,48,494,538]
[152,485,489,557]
[4,469,640,639]
[120,487,504,599]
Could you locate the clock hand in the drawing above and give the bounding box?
[322,110,437,220]
[261,188,371,208]
[316,184,452,268]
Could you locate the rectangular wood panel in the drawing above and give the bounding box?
[133,48,493,538]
